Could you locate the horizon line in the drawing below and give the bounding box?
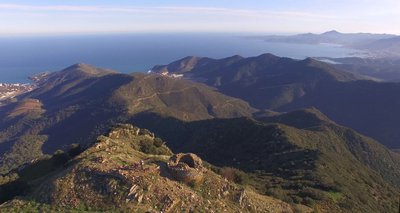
[0,29,398,38]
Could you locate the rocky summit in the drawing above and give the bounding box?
[0,124,305,212]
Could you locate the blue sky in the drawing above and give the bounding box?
[0,0,399,35]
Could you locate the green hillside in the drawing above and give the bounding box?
[132,109,400,212]
[152,54,400,149]
[0,64,255,175]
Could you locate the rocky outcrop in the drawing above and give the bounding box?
[107,124,154,140]
[167,153,204,185]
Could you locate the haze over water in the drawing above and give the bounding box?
[0,33,361,83]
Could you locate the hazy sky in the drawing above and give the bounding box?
[1,0,399,35]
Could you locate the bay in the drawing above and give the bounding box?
[0,33,361,83]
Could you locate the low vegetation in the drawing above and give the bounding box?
[0,124,297,212]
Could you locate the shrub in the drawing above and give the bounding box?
[139,141,157,154]
[291,195,303,204]
[266,187,292,202]
[138,139,171,155]
[219,167,249,184]
[293,205,305,213]
[220,167,236,181]
[153,138,164,147]
[299,188,326,201]
[303,197,315,206]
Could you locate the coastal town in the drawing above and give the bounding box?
[0,83,35,104]
[0,72,50,105]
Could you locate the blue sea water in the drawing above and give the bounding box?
[0,33,361,83]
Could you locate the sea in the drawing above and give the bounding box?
[0,33,362,83]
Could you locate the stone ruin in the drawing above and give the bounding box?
[167,153,204,185]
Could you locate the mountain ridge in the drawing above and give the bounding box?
[0,61,400,212]
[248,30,400,58]
[255,30,396,47]
[0,64,255,174]
[152,54,400,149]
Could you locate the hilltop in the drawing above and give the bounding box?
[0,124,299,212]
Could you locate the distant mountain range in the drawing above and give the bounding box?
[316,57,400,82]
[250,30,400,58]
[256,30,394,47]
[1,56,400,212]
